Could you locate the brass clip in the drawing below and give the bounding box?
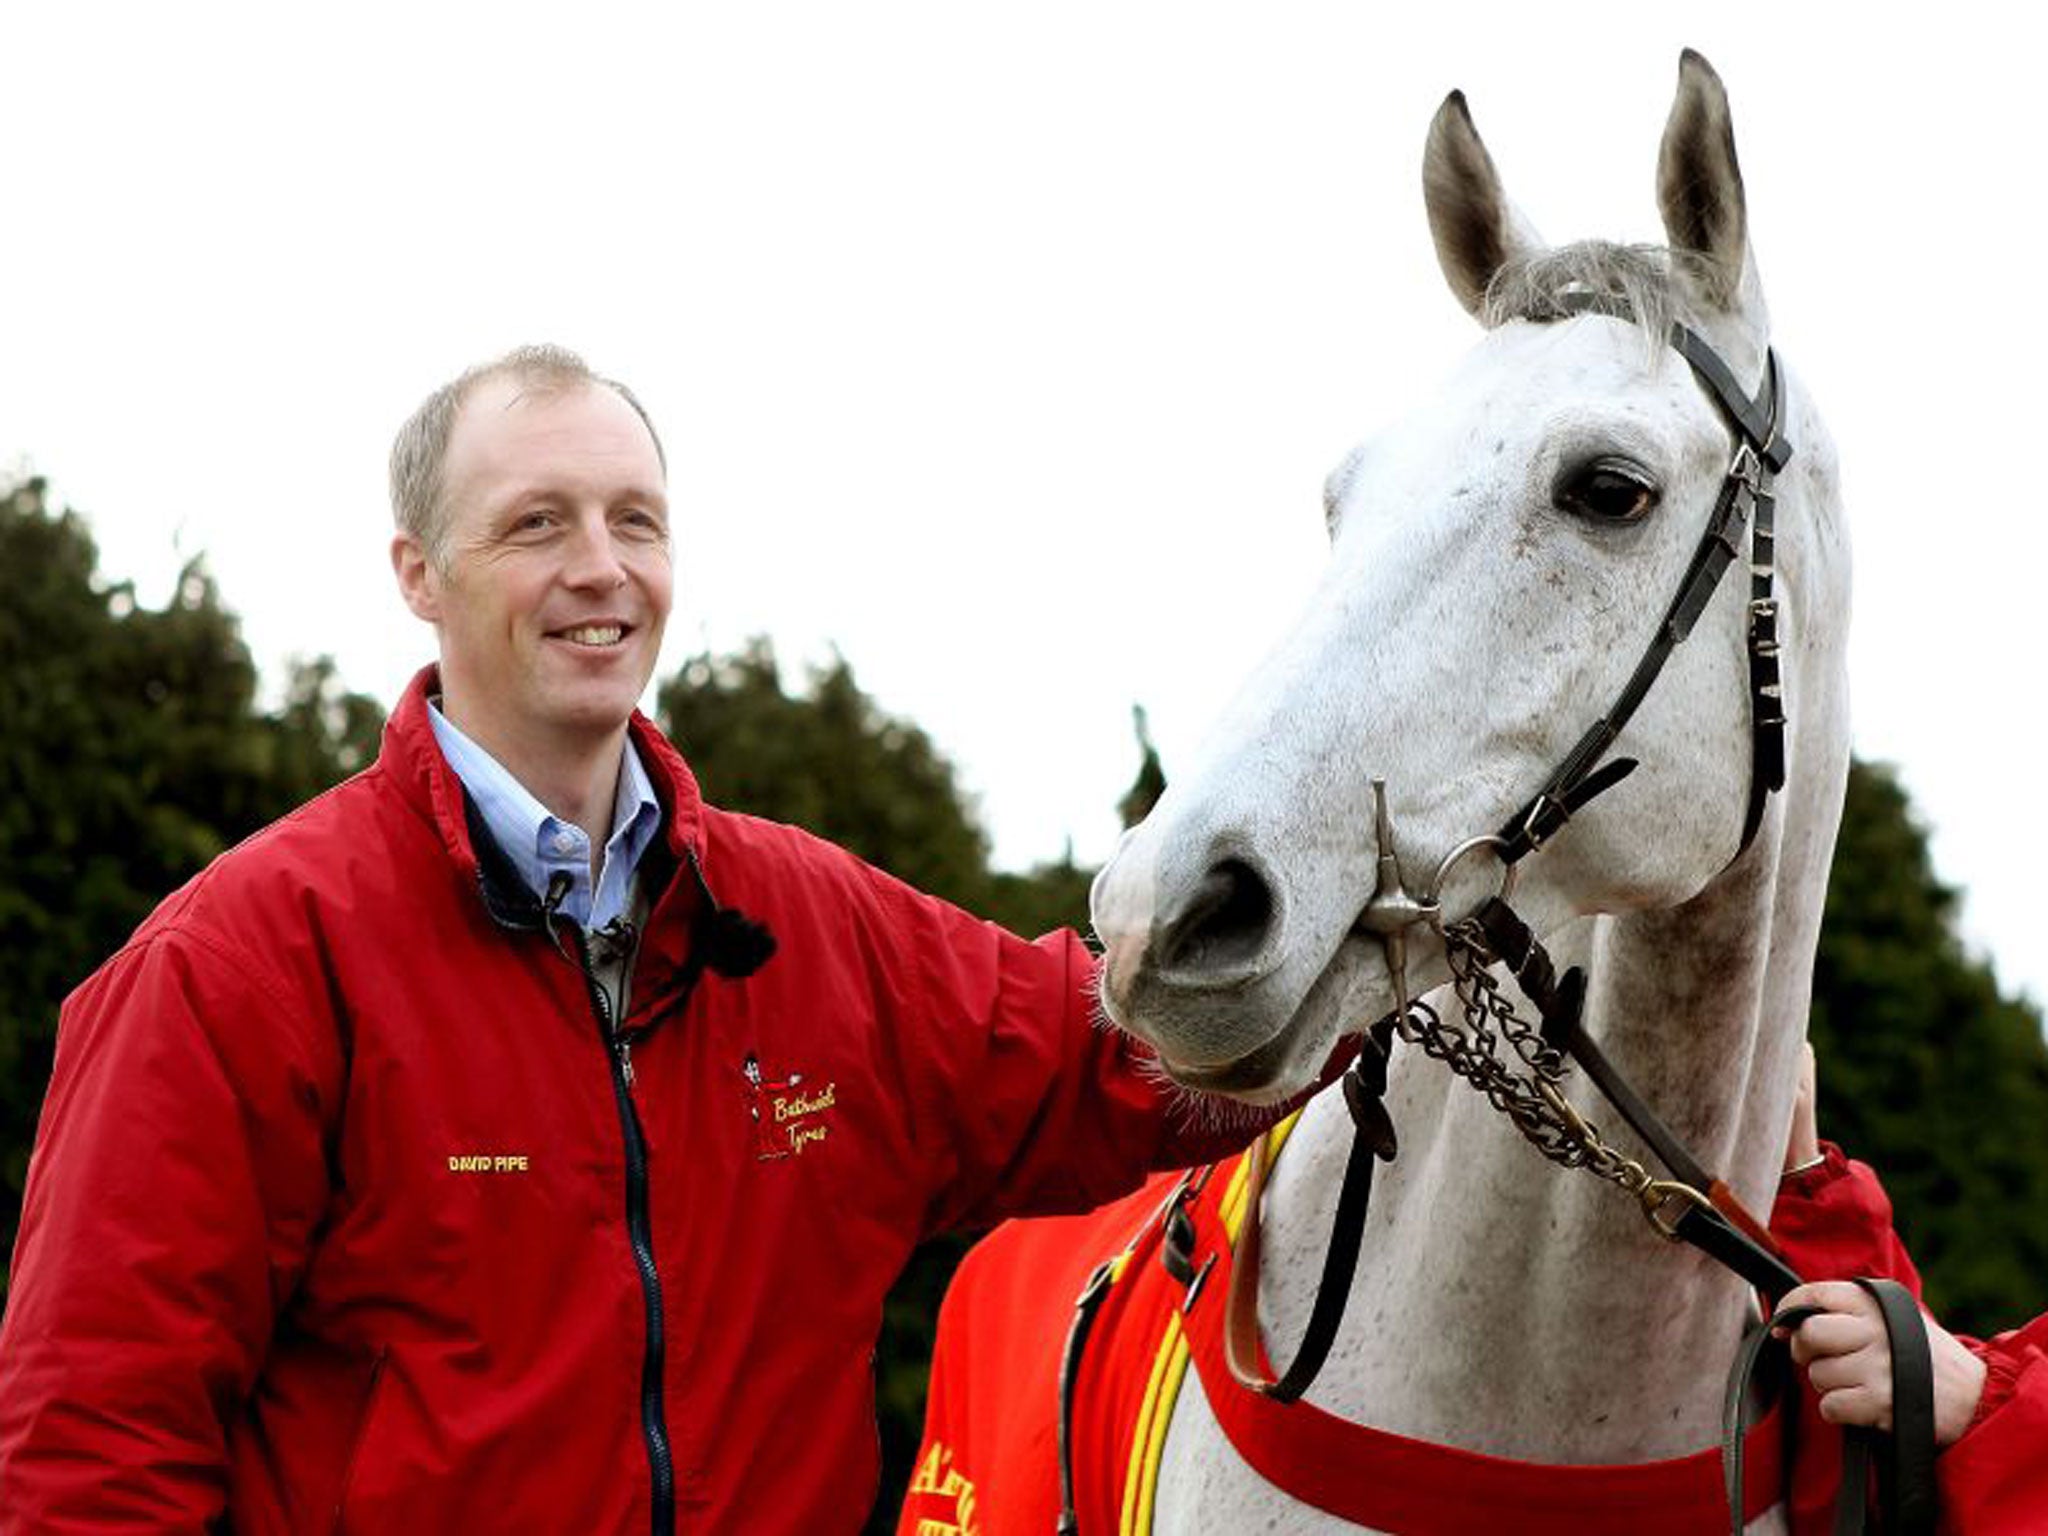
[1534,1077,1594,1146]
[1639,1179,1716,1242]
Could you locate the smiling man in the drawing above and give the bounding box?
[0,346,1259,1534]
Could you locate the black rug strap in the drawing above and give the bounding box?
[1055,1258,1117,1534]
[1264,1127,1378,1403]
[1225,1018,1398,1405]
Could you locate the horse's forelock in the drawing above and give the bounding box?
[1480,241,1728,362]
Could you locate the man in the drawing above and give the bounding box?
[0,347,1259,1532]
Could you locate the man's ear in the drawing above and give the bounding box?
[391,532,441,623]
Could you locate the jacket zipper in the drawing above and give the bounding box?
[573,930,677,1536]
[329,1345,390,1535]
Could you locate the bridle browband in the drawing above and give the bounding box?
[1053,296,1935,1535]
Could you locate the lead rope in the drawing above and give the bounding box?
[1724,1282,1937,1536]
[1460,898,1795,1288]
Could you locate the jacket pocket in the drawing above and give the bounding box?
[328,1346,389,1535]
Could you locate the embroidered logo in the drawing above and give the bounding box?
[902,1442,981,1536]
[740,1051,837,1160]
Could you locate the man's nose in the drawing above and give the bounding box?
[561,514,628,588]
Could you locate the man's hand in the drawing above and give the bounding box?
[1775,1280,1988,1447]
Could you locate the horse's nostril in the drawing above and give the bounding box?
[1156,858,1275,975]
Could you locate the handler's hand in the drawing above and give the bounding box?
[1774,1280,1987,1447]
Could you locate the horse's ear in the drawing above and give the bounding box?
[1656,50,1760,319]
[1424,91,1543,319]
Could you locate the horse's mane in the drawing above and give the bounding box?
[1481,241,1724,357]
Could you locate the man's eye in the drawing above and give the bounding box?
[1554,460,1659,525]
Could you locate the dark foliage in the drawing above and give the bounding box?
[1118,704,1166,831]
[659,640,994,914]
[0,479,383,1288]
[1807,761,2048,1337]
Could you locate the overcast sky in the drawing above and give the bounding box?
[7,4,2043,1009]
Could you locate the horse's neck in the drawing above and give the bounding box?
[1256,831,1827,1462]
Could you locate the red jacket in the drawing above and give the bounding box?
[1771,1145,2048,1535]
[0,668,1250,1534]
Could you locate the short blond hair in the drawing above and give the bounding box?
[389,344,666,563]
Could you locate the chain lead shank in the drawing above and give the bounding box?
[1396,917,1693,1236]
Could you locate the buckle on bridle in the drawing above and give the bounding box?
[1515,792,1568,854]
[1727,439,1764,493]
[1747,597,1780,657]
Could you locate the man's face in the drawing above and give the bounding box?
[393,376,672,766]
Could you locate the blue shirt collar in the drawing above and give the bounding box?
[427,703,664,932]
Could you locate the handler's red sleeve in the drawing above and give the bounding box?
[1934,1315,2048,1533]
[1770,1141,1923,1296]
[1769,1145,2048,1534]
[862,858,1272,1236]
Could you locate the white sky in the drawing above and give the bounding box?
[6,5,2044,1010]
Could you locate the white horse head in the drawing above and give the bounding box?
[1092,50,1848,1112]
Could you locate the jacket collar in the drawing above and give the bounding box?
[384,664,710,914]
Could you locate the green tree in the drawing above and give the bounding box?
[987,849,1094,942]
[0,477,383,1287]
[1807,760,2048,1337]
[1118,703,1166,830]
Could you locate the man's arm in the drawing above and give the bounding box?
[842,855,1276,1236]
[914,918,1259,1233]
[0,930,334,1531]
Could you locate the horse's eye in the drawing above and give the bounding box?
[1555,461,1659,525]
